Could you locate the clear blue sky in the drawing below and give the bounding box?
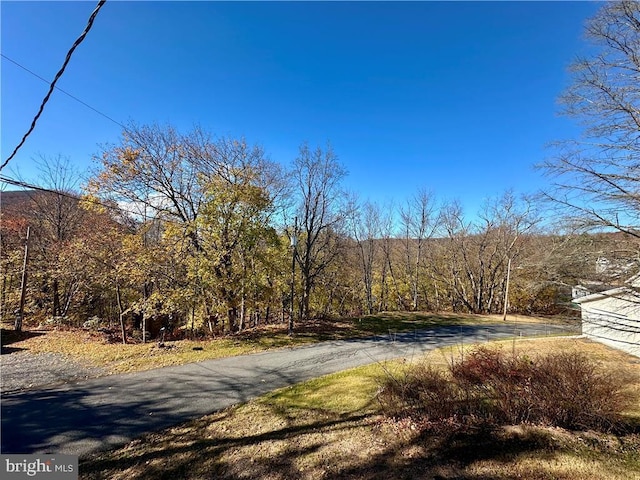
[1,1,600,213]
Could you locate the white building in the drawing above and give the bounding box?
[573,275,640,358]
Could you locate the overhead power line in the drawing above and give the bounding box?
[1,53,125,131]
[1,0,107,172]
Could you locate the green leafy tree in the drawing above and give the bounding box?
[91,124,285,332]
[196,173,280,332]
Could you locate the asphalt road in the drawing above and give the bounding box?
[1,322,575,457]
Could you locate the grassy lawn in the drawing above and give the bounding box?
[78,337,640,480]
[0,312,572,374]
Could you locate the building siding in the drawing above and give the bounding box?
[576,290,640,358]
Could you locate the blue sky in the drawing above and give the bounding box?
[1,1,600,213]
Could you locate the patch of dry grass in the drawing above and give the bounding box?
[1,328,271,374]
[79,337,640,480]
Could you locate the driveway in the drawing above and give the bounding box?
[1,322,574,457]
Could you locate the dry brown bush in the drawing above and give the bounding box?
[378,347,633,433]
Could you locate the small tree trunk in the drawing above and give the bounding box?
[142,313,147,343]
[15,226,30,332]
[61,281,77,317]
[116,282,126,344]
[190,303,196,338]
[503,257,512,321]
[52,279,61,318]
[239,297,246,332]
[228,307,238,333]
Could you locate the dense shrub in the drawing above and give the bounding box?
[377,366,462,421]
[529,351,630,431]
[378,347,632,432]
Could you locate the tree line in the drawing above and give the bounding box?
[3,1,640,340]
[1,129,634,341]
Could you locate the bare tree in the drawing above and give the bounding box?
[92,124,205,249]
[542,1,640,238]
[399,189,438,311]
[378,201,403,312]
[25,155,87,318]
[349,199,382,314]
[290,142,348,320]
[539,2,640,346]
[436,193,538,314]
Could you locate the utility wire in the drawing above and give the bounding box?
[1,0,107,172]
[1,53,125,131]
[0,175,75,197]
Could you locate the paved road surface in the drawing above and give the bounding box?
[1,322,574,457]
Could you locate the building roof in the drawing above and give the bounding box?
[573,270,640,305]
[572,286,633,305]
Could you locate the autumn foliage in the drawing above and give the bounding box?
[2,126,636,339]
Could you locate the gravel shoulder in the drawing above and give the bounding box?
[1,350,107,394]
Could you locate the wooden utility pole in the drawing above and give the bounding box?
[15,226,30,332]
[502,257,511,322]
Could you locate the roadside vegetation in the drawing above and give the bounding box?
[78,337,640,480]
[378,347,633,433]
